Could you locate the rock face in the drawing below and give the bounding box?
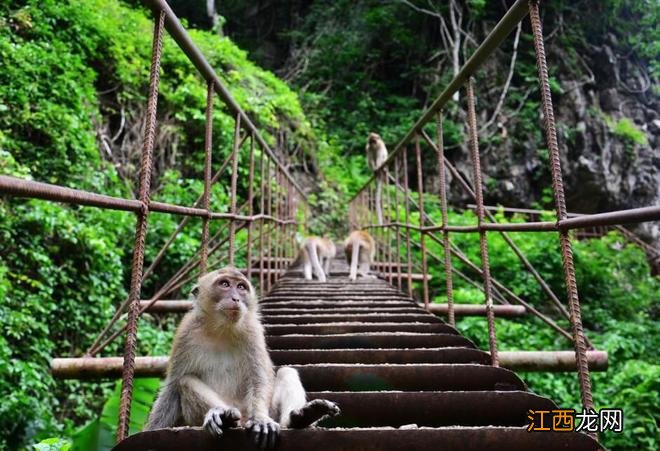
[440,39,658,251]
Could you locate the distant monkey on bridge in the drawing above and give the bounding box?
[144,267,340,448]
[344,230,376,281]
[298,236,336,282]
[366,132,388,225]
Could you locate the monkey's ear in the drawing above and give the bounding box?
[190,284,200,298]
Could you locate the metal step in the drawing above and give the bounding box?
[260,300,416,309]
[310,391,555,427]
[113,427,603,451]
[267,332,475,350]
[265,322,454,335]
[262,294,414,301]
[270,348,490,365]
[263,313,444,324]
[260,307,425,315]
[291,364,525,392]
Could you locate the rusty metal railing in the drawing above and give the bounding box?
[0,0,308,442]
[348,0,660,436]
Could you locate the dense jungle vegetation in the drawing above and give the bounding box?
[0,0,657,450]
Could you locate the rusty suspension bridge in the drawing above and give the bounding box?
[1,0,659,449]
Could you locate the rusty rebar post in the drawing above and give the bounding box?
[385,166,393,284]
[259,146,266,293]
[529,0,594,412]
[117,10,164,443]
[436,112,455,326]
[199,81,214,276]
[414,136,430,309]
[266,160,273,292]
[285,180,292,267]
[402,149,413,298]
[393,158,403,289]
[274,169,281,283]
[246,132,255,280]
[466,78,499,367]
[228,113,241,266]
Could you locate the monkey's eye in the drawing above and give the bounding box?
[237,283,247,291]
[219,280,230,288]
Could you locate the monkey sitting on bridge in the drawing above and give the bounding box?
[144,267,340,448]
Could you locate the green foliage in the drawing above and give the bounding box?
[33,438,71,451]
[605,115,648,147]
[0,0,318,449]
[70,378,159,451]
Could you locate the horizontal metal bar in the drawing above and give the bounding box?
[422,303,527,318]
[51,350,608,379]
[364,207,659,234]
[467,204,582,218]
[424,222,558,233]
[558,206,660,230]
[364,222,422,231]
[1,176,300,225]
[0,175,142,212]
[349,0,529,201]
[143,0,307,202]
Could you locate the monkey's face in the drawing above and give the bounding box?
[367,132,381,145]
[196,268,255,323]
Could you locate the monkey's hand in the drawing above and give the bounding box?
[245,417,280,449]
[203,406,241,438]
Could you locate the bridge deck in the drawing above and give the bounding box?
[114,258,602,450]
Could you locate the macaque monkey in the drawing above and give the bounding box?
[344,230,376,281]
[299,236,336,282]
[366,132,388,225]
[144,267,340,448]
[366,132,388,171]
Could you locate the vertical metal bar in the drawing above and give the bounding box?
[199,81,214,276]
[266,160,273,292]
[259,146,266,294]
[228,113,241,266]
[385,166,393,284]
[394,158,403,290]
[274,169,281,283]
[529,0,593,412]
[284,180,291,269]
[436,111,455,327]
[415,136,430,309]
[402,148,413,298]
[117,10,164,443]
[466,78,499,367]
[246,132,255,281]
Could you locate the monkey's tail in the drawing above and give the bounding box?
[307,242,326,282]
[349,238,360,281]
[144,381,180,431]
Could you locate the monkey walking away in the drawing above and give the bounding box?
[366,132,388,225]
[344,230,376,281]
[298,236,336,282]
[144,267,340,448]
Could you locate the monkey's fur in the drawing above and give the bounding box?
[144,267,340,448]
[366,133,388,225]
[299,236,336,282]
[344,230,376,281]
[366,132,388,171]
